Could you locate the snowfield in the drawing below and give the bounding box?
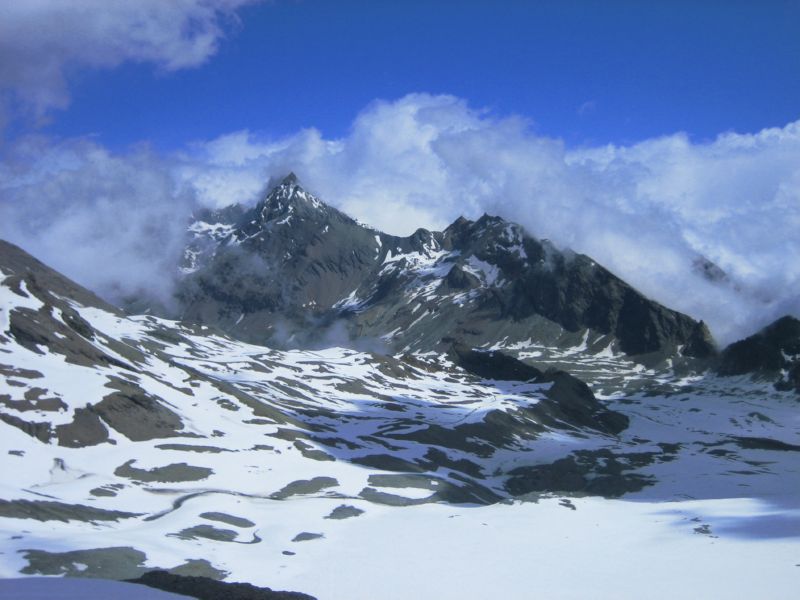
[1,244,799,599]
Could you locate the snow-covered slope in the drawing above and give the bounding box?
[2,239,800,598]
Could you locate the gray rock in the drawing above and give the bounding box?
[718,315,800,392]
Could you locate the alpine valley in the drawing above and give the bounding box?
[1,175,799,599]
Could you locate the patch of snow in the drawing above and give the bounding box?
[187,221,235,240]
[275,205,294,226]
[463,256,501,286]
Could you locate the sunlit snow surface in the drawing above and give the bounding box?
[1,271,799,599]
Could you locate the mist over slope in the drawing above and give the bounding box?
[1,95,799,343]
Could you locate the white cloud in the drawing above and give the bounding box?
[0,0,259,119]
[2,94,799,345]
[0,136,194,306]
[177,95,800,344]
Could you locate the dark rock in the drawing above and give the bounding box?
[0,499,140,523]
[683,320,717,358]
[114,460,213,483]
[0,240,121,315]
[730,436,800,452]
[291,532,323,542]
[170,525,239,542]
[442,264,480,290]
[718,315,800,392]
[22,547,149,580]
[719,316,800,375]
[199,512,255,528]
[94,378,185,441]
[451,346,628,436]
[324,505,364,520]
[776,362,800,392]
[270,476,339,500]
[0,412,52,443]
[128,570,316,600]
[692,256,729,284]
[539,370,630,435]
[505,449,656,498]
[55,407,110,447]
[351,453,427,472]
[176,175,384,347]
[450,344,543,381]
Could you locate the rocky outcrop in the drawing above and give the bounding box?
[451,345,628,435]
[718,315,800,392]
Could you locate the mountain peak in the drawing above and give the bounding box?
[258,172,326,217]
[446,216,472,230]
[280,171,299,186]
[178,178,715,359]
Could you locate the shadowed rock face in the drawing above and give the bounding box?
[504,449,657,498]
[439,215,716,358]
[177,173,384,346]
[449,343,543,382]
[451,345,629,436]
[0,240,133,375]
[718,315,800,392]
[128,570,317,600]
[0,240,121,316]
[170,175,716,359]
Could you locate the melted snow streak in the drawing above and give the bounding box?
[1,271,799,599]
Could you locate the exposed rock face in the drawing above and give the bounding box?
[450,345,628,436]
[172,175,716,359]
[0,240,189,445]
[718,315,800,392]
[0,240,121,316]
[178,173,385,346]
[449,344,543,381]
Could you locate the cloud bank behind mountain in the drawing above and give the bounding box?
[2,94,798,345]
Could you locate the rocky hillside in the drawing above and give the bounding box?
[175,174,715,359]
[718,315,800,393]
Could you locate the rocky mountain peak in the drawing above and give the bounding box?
[253,173,328,224]
[173,175,719,359]
[281,171,299,185]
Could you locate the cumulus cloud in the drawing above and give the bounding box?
[1,94,799,344]
[0,136,194,306]
[0,0,259,120]
[176,94,800,344]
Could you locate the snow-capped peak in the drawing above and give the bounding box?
[262,173,325,214]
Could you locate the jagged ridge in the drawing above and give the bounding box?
[175,174,715,359]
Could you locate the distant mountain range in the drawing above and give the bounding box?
[173,174,715,360]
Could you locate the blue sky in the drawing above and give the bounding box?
[1,0,800,343]
[21,0,800,150]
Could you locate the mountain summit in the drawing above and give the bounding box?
[175,175,715,360]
